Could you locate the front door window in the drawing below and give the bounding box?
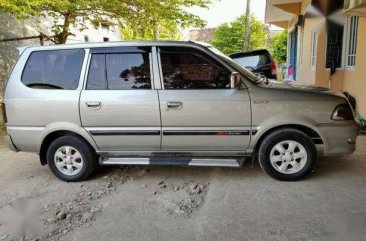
[159,47,231,89]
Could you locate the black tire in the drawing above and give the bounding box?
[46,136,97,182]
[258,128,317,181]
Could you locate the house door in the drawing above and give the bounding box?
[289,28,298,80]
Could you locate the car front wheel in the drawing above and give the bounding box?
[258,128,317,181]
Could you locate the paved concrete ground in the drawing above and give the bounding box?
[0,136,365,241]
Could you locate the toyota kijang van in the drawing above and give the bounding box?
[2,41,360,182]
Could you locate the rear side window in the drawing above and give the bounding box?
[106,53,151,90]
[232,53,270,67]
[87,52,152,90]
[22,49,85,90]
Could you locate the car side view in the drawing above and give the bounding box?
[2,41,360,182]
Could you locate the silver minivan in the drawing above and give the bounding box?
[2,41,360,182]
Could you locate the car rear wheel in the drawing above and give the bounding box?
[47,136,97,182]
[258,128,317,181]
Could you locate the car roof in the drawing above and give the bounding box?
[229,49,270,57]
[22,40,212,52]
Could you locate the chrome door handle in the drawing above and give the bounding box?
[167,101,183,110]
[85,102,101,109]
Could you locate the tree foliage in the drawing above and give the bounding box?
[121,19,182,40]
[270,29,288,64]
[0,0,212,43]
[120,0,211,40]
[210,15,266,54]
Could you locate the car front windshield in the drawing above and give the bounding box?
[207,46,261,84]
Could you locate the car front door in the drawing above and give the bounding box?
[157,46,251,152]
[80,46,161,152]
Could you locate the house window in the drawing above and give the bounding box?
[84,35,89,43]
[101,23,110,31]
[103,37,110,42]
[326,20,344,69]
[311,30,318,69]
[346,16,359,68]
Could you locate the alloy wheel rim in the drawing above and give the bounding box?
[54,146,83,176]
[269,140,308,175]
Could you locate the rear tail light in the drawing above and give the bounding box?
[331,104,354,121]
[270,60,277,76]
[1,102,7,123]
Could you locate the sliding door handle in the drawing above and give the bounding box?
[167,101,183,110]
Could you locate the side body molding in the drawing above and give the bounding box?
[39,122,99,152]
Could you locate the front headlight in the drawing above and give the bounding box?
[331,104,354,121]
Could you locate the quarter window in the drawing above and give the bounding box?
[87,54,106,90]
[22,49,85,90]
[160,48,230,89]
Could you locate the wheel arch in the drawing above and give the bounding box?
[252,124,324,155]
[39,123,98,165]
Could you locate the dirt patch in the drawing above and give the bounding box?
[173,182,210,217]
[0,122,5,135]
[1,166,150,241]
[0,158,213,241]
[152,180,210,217]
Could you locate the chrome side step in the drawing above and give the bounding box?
[100,158,150,165]
[189,159,240,167]
[100,156,244,167]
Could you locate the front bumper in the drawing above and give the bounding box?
[318,121,360,156]
[4,134,18,152]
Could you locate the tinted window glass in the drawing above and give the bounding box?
[22,49,85,90]
[160,49,230,89]
[106,53,151,90]
[233,54,269,67]
[87,54,106,90]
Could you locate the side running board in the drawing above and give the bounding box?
[99,156,246,167]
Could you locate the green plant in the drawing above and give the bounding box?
[120,0,212,40]
[121,18,183,41]
[355,112,366,128]
[1,0,212,43]
[209,15,267,54]
[270,30,288,64]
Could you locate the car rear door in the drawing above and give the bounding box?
[79,46,161,152]
[157,46,252,152]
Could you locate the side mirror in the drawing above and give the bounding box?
[256,74,270,85]
[230,72,243,89]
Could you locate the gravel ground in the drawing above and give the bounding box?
[0,122,5,136]
[0,136,365,241]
